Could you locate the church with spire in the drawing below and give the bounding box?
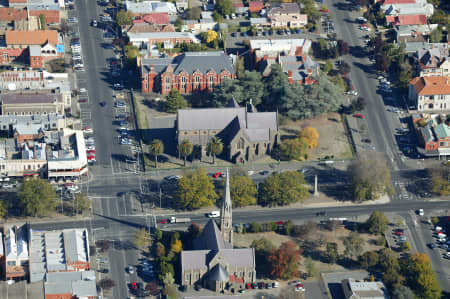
[180,169,256,292]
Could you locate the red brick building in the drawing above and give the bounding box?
[140,52,236,94]
[28,9,60,24]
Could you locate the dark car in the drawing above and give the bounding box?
[99,269,109,273]
[113,83,124,90]
[260,170,270,175]
[361,138,371,143]
[100,101,107,107]
[78,98,88,103]
[428,243,436,249]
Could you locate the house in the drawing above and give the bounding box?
[250,17,269,29]
[0,92,65,115]
[267,3,306,28]
[2,225,28,281]
[45,271,97,299]
[140,51,235,94]
[409,76,450,111]
[415,46,450,77]
[28,4,61,25]
[280,55,319,85]
[0,8,27,24]
[248,1,264,13]
[341,278,388,299]
[29,228,90,282]
[413,113,450,158]
[7,0,27,8]
[125,0,177,15]
[381,0,434,17]
[394,24,438,43]
[250,38,312,65]
[128,31,199,49]
[184,19,218,33]
[124,23,175,34]
[132,12,169,25]
[181,170,256,292]
[386,14,427,26]
[177,100,279,163]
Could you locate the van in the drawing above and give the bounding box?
[208,211,220,218]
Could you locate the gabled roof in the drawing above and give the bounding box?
[0,8,27,22]
[195,219,232,251]
[268,3,300,15]
[133,12,169,25]
[410,76,450,95]
[383,0,415,4]
[178,108,245,131]
[386,14,427,25]
[209,264,229,281]
[5,30,58,46]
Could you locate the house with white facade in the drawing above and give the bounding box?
[409,76,450,111]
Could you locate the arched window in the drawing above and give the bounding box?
[237,138,245,150]
[181,76,186,90]
[165,76,171,92]
[194,76,201,90]
[208,75,215,89]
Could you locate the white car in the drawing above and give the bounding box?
[360,26,370,31]
[86,145,96,150]
[207,211,220,218]
[2,184,14,189]
[72,54,82,60]
[83,126,93,134]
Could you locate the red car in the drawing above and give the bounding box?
[213,172,224,178]
[87,155,96,160]
[86,150,96,154]
[157,219,168,224]
[394,229,404,236]
[78,98,88,103]
[131,281,137,291]
[276,221,284,225]
[353,113,364,119]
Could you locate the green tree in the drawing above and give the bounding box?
[326,242,338,264]
[430,166,450,195]
[349,153,393,202]
[156,242,166,257]
[323,60,334,74]
[258,171,309,206]
[359,251,379,269]
[392,286,415,299]
[155,227,163,241]
[178,139,193,167]
[186,7,202,19]
[227,175,257,207]
[162,284,177,299]
[251,238,276,275]
[149,139,164,168]
[0,200,6,219]
[157,256,174,281]
[165,89,187,113]
[124,45,139,68]
[268,241,302,279]
[39,14,46,30]
[116,9,134,25]
[174,168,218,210]
[206,137,223,164]
[430,28,443,43]
[365,211,389,235]
[402,253,441,299]
[239,71,265,106]
[400,241,411,252]
[18,178,57,217]
[162,272,175,286]
[342,232,363,259]
[133,228,152,250]
[280,137,309,161]
[75,193,91,214]
[215,0,233,16]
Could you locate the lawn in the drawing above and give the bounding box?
[280,112,353,161]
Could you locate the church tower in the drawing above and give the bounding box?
[220,168,233,246]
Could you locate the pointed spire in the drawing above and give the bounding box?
[220,168,233,246]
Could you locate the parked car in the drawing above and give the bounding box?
[353,113,364,119]
[212,172,224,178]
[78,98,88,103]
[83,126,93,134]
[394,229,404,236]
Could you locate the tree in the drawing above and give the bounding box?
[215,0,233,16]
[300,127,319,149]
[351,97,366,112]
[227,175,257,207]
[174,168,218,210]
[326,242,338,264]
[116,9,134,25]
[96,240,110,253]
[359,251,379,269]
[18,178,58,217]
[186,7,202,20]
[375,53,390,72]
[280,137,309,161]
[98,278,116,290]
[323,60,334,74]
[392,286,415,299]
[187,223,202,239]
[75,194,90,214]
[149,139,164,168]
[162,284,177,299]
[251,238,276,275]
[339,61,351,75]
[165,89,187,113]
[342,232,363,259]
[206,137,223,164]
[156,242,166,257]
[178,139,193,167]
[157,256,175,281]
[268,241,302,279]
[402,253,441,299]
[337,40,349,56]
[258,171,309,206]
[162,272,175,286]
[133,228,152,250]
[155,227,163,241]
[170,239,182,253]
[206,30,218,44]
[365,211,389,235]
[349,153,393,202]
[430,28,443,43]
[0,200,7,219]
[39,14,46,30]
[400,241,411,251]
[124,45,140,69]
[430,166,450,195]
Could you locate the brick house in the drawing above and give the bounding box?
[0,7,27,24]
[248,1,264,13]
[386,14,427,26]
[413,114,450,158]
[128,31,199,49]
[181,171,256,292]
[28,4,61,24]
[415,46,450,77]
[140,51,236,94]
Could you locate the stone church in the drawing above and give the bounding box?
[180,169,256,292]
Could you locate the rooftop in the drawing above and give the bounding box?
[45,271,96,297]
[125,0,177,14]
[1,93,61,105]
[5,30,58,46]
[268,3,300,15]
[410,76,450,95]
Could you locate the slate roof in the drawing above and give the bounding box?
[178,107,246,131]
[181,247,255,271]
[141,51,235,75]
[195,219,232,250]
[209,264,229,281]
[1,93,61,105]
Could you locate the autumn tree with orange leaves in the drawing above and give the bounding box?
[267,240,302,279]
[300,126,319,149]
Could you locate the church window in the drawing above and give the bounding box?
[165,76,171,92]
[181,76,187,90]
[194,76,201,89]
[208,75,215,89]
[237,138,245,150]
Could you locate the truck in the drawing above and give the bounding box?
[169,217,191,224]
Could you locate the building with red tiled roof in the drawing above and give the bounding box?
[133,12,169,25]
[28,9,60,24]
[248,1,264,13]
[386,14,427,26]
[5,30,58,47]
[409,76,450,111]
[382,0,415,4]
[0,8,27,22]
